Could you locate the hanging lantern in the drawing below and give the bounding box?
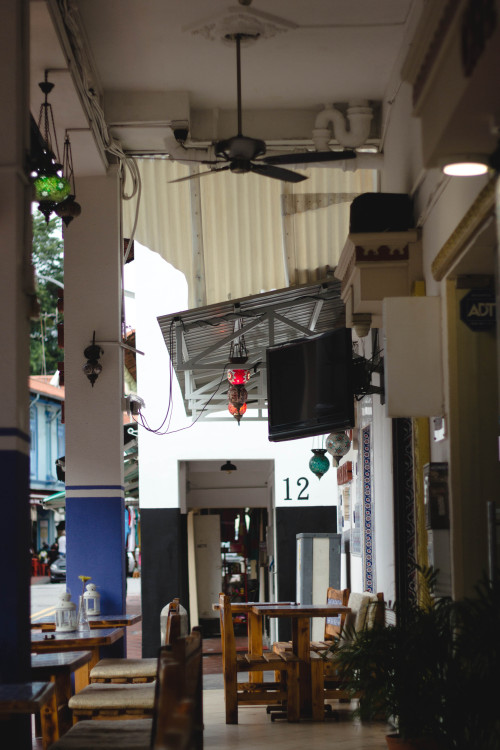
[227,368,250,385]
[309,448,330,479]
[326,431,351,467]
[54,133,81,227]
[228,402,247,423]
[55,591,77,632]
[83,583,101,615]
[32,73,71,223]
[227,378,249,424]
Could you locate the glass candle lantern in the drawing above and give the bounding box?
[83,583,101,615]
[55,592,77,632]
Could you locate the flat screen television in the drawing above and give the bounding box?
[266,328,354,442]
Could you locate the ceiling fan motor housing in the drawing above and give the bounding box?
[215,135,266,161]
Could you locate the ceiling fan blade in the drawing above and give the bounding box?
[251,163,308,183]
[263,150,357,166]
[168,166,230,183]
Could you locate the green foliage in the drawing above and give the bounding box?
[30,211,64,375]
[327,568,500,748]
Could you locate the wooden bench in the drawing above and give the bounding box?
[47,628,203,750]
[218,593,301,724]
[69,608,182,722]
[88,599,182,685]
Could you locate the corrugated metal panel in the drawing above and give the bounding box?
[157,278,346,418]
[123,158,377,307]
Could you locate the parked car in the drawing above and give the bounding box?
[50,554,66,583]
[50,551,137,583]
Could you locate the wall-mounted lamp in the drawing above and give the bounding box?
[82,331,103,387]
[440,154,489,177]
[221,460,237,474]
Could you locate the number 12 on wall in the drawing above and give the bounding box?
[283,477,310,501]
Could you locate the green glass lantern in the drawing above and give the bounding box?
[34,174,71,203]
[309,448,330,480]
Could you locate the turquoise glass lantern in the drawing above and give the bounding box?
[309,448,330,479]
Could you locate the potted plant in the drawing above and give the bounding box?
[324,569,500,750]
[323,568,454,749]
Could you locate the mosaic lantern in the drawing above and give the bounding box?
[309,448,330,479]
[326,431,351,467]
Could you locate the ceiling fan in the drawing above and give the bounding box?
[169,33,357,184]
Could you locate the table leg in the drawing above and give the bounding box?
[39,687,58,749]
[74,648,99,692]
[247,611,263,683]
[292,616,312,717]
[55,672,73,736]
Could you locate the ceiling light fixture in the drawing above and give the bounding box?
[221,460,237,474]
[441,155,489,177]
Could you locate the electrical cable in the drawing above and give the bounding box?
[132,321,231,436]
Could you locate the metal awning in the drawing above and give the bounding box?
[157,277,345,420]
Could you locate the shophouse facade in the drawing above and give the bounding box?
[1,6,499,746]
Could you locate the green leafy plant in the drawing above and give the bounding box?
[30,211,64,375]
[323,569,500,748]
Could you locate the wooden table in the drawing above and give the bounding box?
[0,681,55,750]
[33,612,141,632]
[251,603,350,719]
[31,628,124,692]
[31,651,92,746]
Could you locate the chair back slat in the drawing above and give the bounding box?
[324,587,350,640]
[152,628,203,750]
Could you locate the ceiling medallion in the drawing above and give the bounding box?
[183,7,297,45]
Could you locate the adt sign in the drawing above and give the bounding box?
[460,289,496,331]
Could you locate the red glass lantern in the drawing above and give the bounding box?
[227,368,250,385]
[228,402,247,423]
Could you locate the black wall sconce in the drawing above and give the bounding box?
[83,331,103,387]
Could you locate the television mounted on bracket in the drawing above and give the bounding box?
[266,328,384,443]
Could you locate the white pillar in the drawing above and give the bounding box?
[63,169,126,618]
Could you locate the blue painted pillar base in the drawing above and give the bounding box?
[1,446,31,681]
[66,496,126,656]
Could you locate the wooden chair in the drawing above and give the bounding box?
[88,598,182,685]
[218,593,301,724]
[69,608,183,721]
[47,629,203,750]
[320,591,385,702]
[272,588,350,656]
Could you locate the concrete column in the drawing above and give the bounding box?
[63,170,126,639]
[0,0,32,744]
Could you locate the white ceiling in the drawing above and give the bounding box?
[30,0,417,167]
[76,0,412,107]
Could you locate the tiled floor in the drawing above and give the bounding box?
[203,690,390,749]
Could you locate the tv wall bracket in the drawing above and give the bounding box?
[352,352,385,404]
